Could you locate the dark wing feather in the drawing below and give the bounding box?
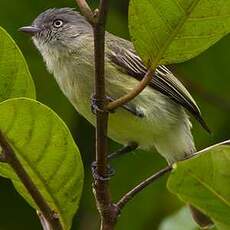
[107,38,210,133]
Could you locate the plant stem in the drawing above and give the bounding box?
[116,165,172,210]
[76,0,118,229]
[93,1,120,229]
[0,131,63,230]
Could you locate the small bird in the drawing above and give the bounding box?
[20,8,210,164]
[20,8,214,229]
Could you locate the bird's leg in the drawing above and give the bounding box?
[91,161,115,181]
[108,142,138,160]
[90,94,140,180]
[90,94,108,114]
[90,95,112,181]
[91,142,138,181]
[91,94,145,118]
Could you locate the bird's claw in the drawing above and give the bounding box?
[90,94,105,114]
[91,161,115,181]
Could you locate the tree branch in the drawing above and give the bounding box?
[116,165,172,211]
[0,131,63,230]
[93,0,116,230]
[93,1,119,229]
[106,68,155,111]
[76,1,118,229]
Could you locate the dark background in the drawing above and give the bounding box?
[0,0,229,229]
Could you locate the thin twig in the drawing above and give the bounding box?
[0,131,63,230]
[106,68,155,111]
[116,165,173,210]
[75,0,95,24]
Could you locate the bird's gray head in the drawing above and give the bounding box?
[20,8,91,50]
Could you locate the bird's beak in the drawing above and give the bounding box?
[19,26,41,36]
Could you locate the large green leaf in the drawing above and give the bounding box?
[0,98,84,230]
[0,27,35,101]
[129,0,230,65]
[167,141,230,229]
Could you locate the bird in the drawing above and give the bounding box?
[19,8,214,229]
[19,8,210,165]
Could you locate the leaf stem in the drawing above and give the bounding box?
[0,131,63,230]
[116,165,173,210]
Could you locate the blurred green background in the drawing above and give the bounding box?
[0,0,229,229]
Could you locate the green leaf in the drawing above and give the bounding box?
[159,207,200,230]
[0,98,84,230]
[167,141,230,229]
[0,27,35,101]
[129,0,230,65]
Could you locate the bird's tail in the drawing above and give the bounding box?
[189,205,214,229]
[185,147,214,228]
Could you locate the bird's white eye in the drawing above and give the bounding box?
[53,19,64,28]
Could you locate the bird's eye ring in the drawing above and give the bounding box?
[53,19,64,28]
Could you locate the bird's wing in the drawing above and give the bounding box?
[107,36,210,133]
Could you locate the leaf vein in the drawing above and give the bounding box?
[188,171,230,207]
[153,0,202,65]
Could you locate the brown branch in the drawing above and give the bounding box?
[106,68,155,111]
[93,1,119,229]
[0,131,63,230]
[75,0,95,24]
[116,165,172,211]
[76,1,118,229]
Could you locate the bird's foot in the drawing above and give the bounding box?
[90,94,106,114]
[90,94,115,114]
[91,161,115,181]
